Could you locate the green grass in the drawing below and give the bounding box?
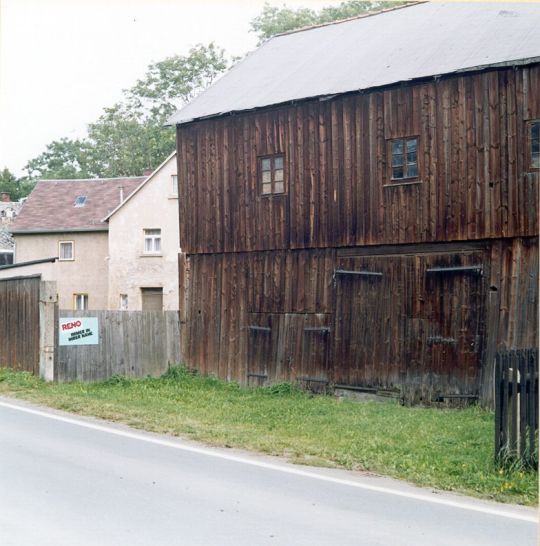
[0,366,537,506]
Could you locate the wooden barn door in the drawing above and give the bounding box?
[415,252,486,398]
[333,256,408,390]
[247,313,330,389]
[333,251,487,399]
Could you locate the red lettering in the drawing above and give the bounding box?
[62,320,82,331]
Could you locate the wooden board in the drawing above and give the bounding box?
[0,276,40,374]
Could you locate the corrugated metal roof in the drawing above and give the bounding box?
[167,2,540,126]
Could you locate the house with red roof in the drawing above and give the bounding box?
[0,176,145,309]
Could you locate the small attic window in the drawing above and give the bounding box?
[74,196,87,207]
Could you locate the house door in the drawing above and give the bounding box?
[141,288,163,311]
[247,313,330,390]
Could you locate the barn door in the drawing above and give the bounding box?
[334,252,487,400]
[418,252,486,397]
[247,313,330,389]
[333,256,407,389]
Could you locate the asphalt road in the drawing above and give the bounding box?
[0,397,537,546]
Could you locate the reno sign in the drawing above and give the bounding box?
[59,317,99,346]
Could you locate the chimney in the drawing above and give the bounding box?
[118,186,124,203]
[143,168,153,177]
[0,192,10,203]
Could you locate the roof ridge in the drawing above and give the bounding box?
[39,176,147,183]
[271,1,423,39]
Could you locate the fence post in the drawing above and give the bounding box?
[39,281,58,381]
[494,348,538,467]
[494,353,502,462]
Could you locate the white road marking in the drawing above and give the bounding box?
[0,399,536,523]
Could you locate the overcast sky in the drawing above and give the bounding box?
[0,0,341,176]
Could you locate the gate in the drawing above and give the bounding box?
[0,276,41,375]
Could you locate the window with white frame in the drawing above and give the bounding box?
[73,293,88,310]
[143,229,161,254]
[120,294,128,310]
[59,241,74,261]
[171,175,178,196]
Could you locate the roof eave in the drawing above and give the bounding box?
[11,227,109,235]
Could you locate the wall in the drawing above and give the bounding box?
[57,310,182,382]
[14,231,109,309]
[179,238,538,403]
[177,65,539,254]
[107,155,180,310]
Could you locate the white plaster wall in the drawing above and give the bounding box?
[0,260,55,281]
[107,155,180,310]
[13,232,109,309]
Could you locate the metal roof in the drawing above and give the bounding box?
[167,2,540,126]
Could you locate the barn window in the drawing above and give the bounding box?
[259,155,285,195]
[390,138,418,180]
[529,120,540,169]
[59,241,74,261]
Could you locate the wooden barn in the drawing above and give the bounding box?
[168,2,540,404]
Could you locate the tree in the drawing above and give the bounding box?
[25,138,94,180]
[24,43,230,179]
[250,1,406,43]
[0,168,35,201]
[127,43,229,121]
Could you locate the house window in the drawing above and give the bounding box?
[171,175,178,196]
[59,241,74,261]
[259,155,285,195]
[143,229,161,254]
[120,294,128,310]
[74,196,87,207]
[390,138,418,180]
[73,293,88,310]
[529,120,540,170]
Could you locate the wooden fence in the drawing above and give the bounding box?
[57,310,182,382]
[494,348,538,467]
[0,276,41,375]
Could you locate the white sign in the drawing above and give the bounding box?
[59,317,99,346]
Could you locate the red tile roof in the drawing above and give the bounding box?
[11,177,146,233]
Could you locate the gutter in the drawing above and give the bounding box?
[0,257,57,270]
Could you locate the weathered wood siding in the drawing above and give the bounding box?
[176,64,539,403]
[180,238,538,401]
[0,276,40,374]
[57,310,182,382]
[177,65,539,254]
